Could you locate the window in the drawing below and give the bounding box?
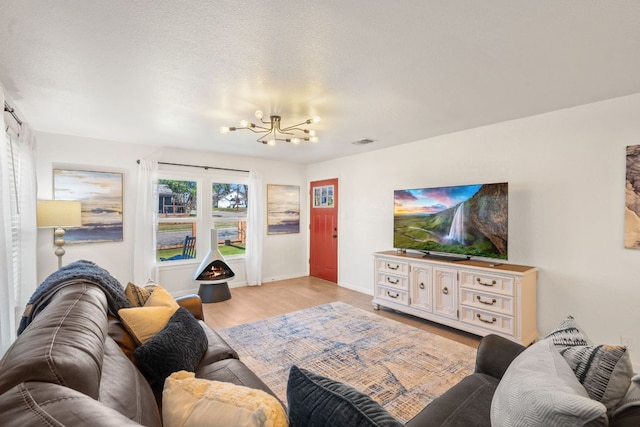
[212,182,247,256]
[155,175,249,262]
[156,179,198,262]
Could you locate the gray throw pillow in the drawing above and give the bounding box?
[490,338,608,427]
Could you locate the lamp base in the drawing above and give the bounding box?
[54,227,66,269]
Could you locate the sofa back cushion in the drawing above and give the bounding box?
[0,283,108,398]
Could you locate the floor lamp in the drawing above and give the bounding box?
[37,200,82,269]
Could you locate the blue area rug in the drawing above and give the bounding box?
[218,302,476,422]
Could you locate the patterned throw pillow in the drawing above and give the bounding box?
[558,344,633,411]
[124,282,158,307]
[545,316,633,412]
[545,315,591,347]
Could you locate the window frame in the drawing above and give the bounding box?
[155,171,249,265]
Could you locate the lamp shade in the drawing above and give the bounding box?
[37,200,82,228]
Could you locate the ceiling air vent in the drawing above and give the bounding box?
[352,138,375,145]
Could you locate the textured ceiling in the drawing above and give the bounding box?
[1,1,640,163]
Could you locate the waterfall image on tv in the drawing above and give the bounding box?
[393,182,508,260]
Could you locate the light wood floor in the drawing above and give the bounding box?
[201,276,481,348]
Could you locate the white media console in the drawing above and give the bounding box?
[372,251,538,345]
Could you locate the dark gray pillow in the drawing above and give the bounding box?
[134,307,207,387]
[287,365,404,427]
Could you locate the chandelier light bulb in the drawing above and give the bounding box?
[312,116,320,123]
[310,136,319,143]
[291,138,301,144]
[220,126,230,134]
[240,120,248,127]
[255,110,264,119]
[308,130,317,137]
[267,139,276,146]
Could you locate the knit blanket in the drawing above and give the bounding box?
[17,260,132,335]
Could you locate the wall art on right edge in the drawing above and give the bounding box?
[625,145,640,249]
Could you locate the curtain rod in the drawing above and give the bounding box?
[137,160,249,173]
[3,101,23,126]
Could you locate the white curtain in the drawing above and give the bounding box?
[245,170,263,286]
[16,124,38,308]
[0,88,37,357]
[133,159,158,285]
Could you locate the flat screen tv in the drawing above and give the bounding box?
[393,182,508,260]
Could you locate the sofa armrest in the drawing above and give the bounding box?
[475,334,526,379]
[176,294,204,321]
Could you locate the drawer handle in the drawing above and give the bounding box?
[386,263,400,270]
[386,277,400,285]
[419,282,425,290]
[386,291,400,299]
[477,314,497,324]
[476,278,497,287]
[477,296,497,305]
[442,287,449,295]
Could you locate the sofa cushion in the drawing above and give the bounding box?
[118,286,179,344]
[134,307,208,387]
[406,373,498,427]
[286,365,403,427]
[490,338,608,427]
[162,371,287,427]
[99,337,162,426]
[196,358,279,400]
[0,284,108,399]
[0,382,149,427]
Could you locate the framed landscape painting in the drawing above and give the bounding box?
[267,184,300,235]
[626,145,640,249]
[53,169,123,243]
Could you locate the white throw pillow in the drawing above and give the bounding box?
[163,371,288,427]
[490,338,608,427]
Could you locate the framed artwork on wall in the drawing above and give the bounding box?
[267,184,300,235]
[625,145,640,249]
[53,169,123,243]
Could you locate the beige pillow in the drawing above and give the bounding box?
[163,371,287,427]
[118,286,179,344]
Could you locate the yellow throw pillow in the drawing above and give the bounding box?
[163,371,288,427]
[118,286,179,345]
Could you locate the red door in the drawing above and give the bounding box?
[310,178,338,283]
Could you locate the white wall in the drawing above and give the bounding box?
[33,94,640,369]
[307,94,640,367]
[35,134,308,298]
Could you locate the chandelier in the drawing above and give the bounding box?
[221,110,320,145]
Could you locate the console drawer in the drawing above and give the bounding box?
[375,286,409,306]
[460,272,514,296]
[459,306,514,336]
[376,258,409,276]
[376,273,408,291]
[460,288,514,316]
